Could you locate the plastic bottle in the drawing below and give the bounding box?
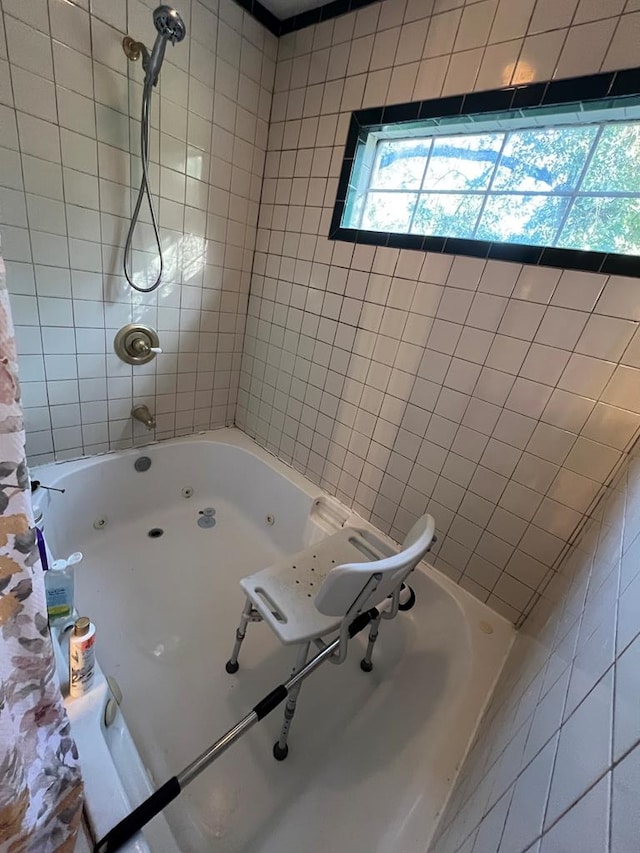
[44,552,82,622]
[69,616,96,698]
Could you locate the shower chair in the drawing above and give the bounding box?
[225,514,436,760]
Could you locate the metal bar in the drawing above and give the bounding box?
[93,609,379,853]
[226,596,253,672]
[182,636,342,787]
[285,635,342,690]
[330,573,382,665]
[178,713,258,788]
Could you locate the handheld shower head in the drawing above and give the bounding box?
[144,6,186,89]
[153,5,186,43]
[123,5,186,293]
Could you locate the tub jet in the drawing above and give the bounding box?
[197,508,216,529]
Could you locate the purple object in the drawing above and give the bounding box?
[36,527,50,572]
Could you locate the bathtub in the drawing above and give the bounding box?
[35,427,514,853]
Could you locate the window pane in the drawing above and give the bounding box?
[342,105,640,266]
[411,193,484,238]
[362,191,418,231]
[423,133,504,191]
[475,194,569,245]
[370,140,431,190]
[559,196,640,254]
[493,126,597,192]
[582,123,640,193]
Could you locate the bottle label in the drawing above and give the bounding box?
[46,586,71,617]
[70,634,96,697]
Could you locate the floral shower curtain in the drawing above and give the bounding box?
[0,255,83,852]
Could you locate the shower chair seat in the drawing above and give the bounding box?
[225,513,436,760]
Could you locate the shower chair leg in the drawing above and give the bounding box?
[273,641,311,761]
[225,596,253,674]
[360,612,382,672]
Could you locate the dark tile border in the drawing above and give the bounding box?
[234,0,281,34]
[234,0,380,38]
[328,67,640,279]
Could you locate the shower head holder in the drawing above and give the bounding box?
[122,36,149,64]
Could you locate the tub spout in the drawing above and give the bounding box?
[131,404,156,430]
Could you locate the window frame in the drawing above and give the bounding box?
[329,68,640,278]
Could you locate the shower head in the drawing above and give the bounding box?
[153,5,186,44]
[144,6,186,89]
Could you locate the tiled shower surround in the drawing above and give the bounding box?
[0,0,276,458]
[1,0,640,624]
[237,0,640,623]
[429,442,640,852]
[1,1,639,849]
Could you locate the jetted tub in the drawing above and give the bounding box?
[35,428,513,853]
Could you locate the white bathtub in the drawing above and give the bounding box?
[35,428,514,853]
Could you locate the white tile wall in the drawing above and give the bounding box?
[0,0,276,462]
[429,442,640,853]
[237,0,640,623]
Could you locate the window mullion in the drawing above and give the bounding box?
[550,124,605,248]
[469,132,509,240]
[355,134,383,229]
[406,140,435,235]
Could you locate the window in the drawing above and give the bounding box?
[331,68,640,277]
[358,123,640,254]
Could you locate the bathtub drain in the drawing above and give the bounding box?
[148,528,164,538]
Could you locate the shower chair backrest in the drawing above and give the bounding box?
[314,514,436,618]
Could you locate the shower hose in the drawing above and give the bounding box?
[123,83,163,293]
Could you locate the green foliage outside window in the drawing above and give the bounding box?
[356,121,640,255]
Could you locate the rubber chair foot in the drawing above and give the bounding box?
[273,742,289,761]
[225,659,239,674]
[398,584,416,612]
[360,658,373,672]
